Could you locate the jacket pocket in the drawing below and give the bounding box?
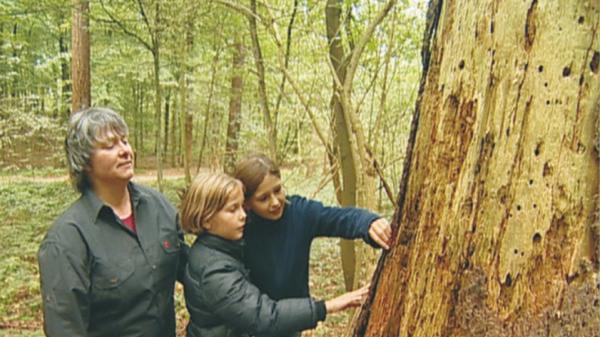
[91,258,135,290]
[155,229,182,287]
[160,232,181,254]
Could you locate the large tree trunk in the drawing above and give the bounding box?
[354,1,600,336]
[71,0,90,113]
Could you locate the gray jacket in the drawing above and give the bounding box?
[183,234,326,337]
[38,183,187,337]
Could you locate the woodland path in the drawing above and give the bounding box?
[0,168,185,184]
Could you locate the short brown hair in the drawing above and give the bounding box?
[233,154,281,199]
[179,171,243,235]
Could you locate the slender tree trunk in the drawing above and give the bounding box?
[249,0,278,162]
[224,36,244,174]
[181,71,193,182]
[150,0,164,190]
[181,12,194,184]
[137,81,145,164]
[133,83,140,166]
[39,85,46,114]
[164,88,170,161]
[153,47,163,190]
[325,0,396,292]
[326,0,359,291]
[370,9,397,151]
[179,68,191,179]
[71,0,90,113]
[354,1,600,336]
[170,89,177,167]
[0,23,4,99]
[59,33,71,117]
[197,48,221,171]
[11,23,18,99]
[271,0,298,162]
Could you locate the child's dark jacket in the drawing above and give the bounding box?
[183,233,326,337]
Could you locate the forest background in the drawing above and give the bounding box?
[0,0,425,336]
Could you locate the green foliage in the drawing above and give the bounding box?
[0,108,66,170]
[0,0,71,117]
[0,181,74,329]
[1,0,425,199]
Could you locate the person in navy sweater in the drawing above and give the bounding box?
[233,154,391,336]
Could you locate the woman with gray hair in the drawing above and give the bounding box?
[38,107,187,337]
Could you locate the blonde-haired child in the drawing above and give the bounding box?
[180,171,368,337]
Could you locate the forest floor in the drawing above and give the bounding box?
[0,169,366,337]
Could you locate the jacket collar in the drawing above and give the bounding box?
[80,182,147,222]
[197,233,244,260]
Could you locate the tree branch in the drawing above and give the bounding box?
[276,64,334,157]
[344,0,396,93]
[365,144,395,204]
[213,0,262,23]
[98,0,152,51]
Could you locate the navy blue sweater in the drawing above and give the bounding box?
[243,195,380,301]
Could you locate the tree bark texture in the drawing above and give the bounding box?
[355,1,600,336]
[71,0,90,113]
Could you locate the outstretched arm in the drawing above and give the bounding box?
[300,196,390,249]
[195,262,370,335]
[299,196,379,243]
[196,263,324,336]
